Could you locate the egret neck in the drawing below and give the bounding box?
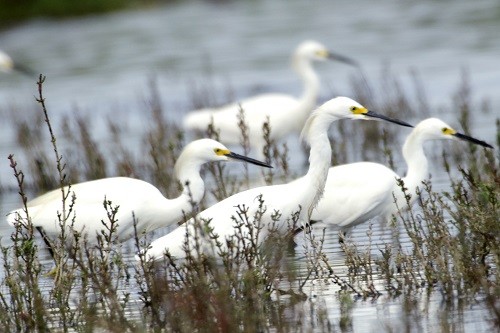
[293,51,321,131]
[300,110,334,218]
[401,126,430,198]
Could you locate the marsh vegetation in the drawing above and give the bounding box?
[0,71,498,332]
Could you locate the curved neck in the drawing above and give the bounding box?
[118,156,207,236]
[302,113,334,217]
[401,129,429,197]
[176,169,206,208]
[174,147,208,204]
[144,172,205,233]
[293,56,320,116]
[169,152,208,223]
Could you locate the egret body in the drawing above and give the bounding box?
[310,118,494,230]
[142,97,412,261]
[7,139,271,244]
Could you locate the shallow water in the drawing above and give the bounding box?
[0,0,499,331]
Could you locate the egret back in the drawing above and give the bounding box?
[183,93,301,144]
[311,162,400,228]
[7,177,172,242]
[145,180,311,260]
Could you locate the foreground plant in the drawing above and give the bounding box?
[1,69,498,332]
[2,75,334,332]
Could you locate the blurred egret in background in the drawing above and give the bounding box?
[183,40,358,158]
[0,49,35,77]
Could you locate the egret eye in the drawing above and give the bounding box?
[350,106,357,112]
[441,127,456,135]
[214,148,227,156]
[316,50,328,57]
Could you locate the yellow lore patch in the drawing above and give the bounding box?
[350,106,368,115]
[214,148,230,156]
[316,50,329,58]
[442,127,456,135]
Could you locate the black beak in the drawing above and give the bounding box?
[327,51,359,67]
[13,62,36,77]
[226,152,273,168]
[364,110,414,128]
[453,132,493,149]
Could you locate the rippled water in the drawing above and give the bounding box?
[0,0,499,331]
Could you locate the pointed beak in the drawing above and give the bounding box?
[364,110,414,128]
[453,132,493,149]
[327,51,359,67]
[13,62,36,77]
[226,152,273,168]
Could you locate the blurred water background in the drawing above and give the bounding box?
[0,0,499,331]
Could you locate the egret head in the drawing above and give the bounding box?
[174,139,271,180]
[0,50,35,76]
[319,96,413,126]
[0,51,14,73]
[415,118,493,148]
[300,97,413,144]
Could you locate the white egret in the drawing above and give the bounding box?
[141,97,413,261]
[7,139,272,246]
[0,50,34,76]
[182,40,358,157]
[307,117,493,232]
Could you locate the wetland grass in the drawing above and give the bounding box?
[0,71,498,332]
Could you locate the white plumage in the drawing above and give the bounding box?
[0,49,34,76]
[141,96,412,261]
[310,118,493,230]
[182,40,357,157]
[7,139,271,245]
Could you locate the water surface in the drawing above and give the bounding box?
[0,0,498,331]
